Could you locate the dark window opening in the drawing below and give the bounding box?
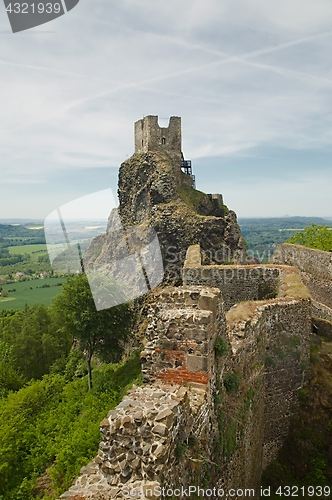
[142,140,144,147]
[162,137,166,145]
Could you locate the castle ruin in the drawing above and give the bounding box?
[59,118,332,500]
[134,115,195,188]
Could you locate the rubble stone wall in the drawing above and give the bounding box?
[141,286,225,386]
[60,249,311,500]
[271,243,332,311]
[226,299,311,469]
[183,244,279,310]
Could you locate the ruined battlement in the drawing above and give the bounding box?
[133,115,195,189]
[134,116,182,155]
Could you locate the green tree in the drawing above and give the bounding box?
[0,304,71,381]
[0,340,24,397]
[288,223,332,251]
[0,287,8,297]
[51,273,132,390]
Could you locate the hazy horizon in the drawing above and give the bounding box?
[1,214,332,224]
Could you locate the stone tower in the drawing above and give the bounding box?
[134,115,181,154]
[134,115,194,187]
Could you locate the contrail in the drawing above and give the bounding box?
[5,27,332,134]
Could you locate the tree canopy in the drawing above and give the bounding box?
[51,273,133,389]
[0,304,71,381]
[288,223,332,252]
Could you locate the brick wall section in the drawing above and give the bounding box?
[141,286,226,386]
[183,244,280,311]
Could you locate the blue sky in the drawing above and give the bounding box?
[1,0,332,219]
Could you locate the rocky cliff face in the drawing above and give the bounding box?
[84,151,246,285]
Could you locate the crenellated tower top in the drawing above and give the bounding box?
[134,115,181,154]
[134,115,195,187]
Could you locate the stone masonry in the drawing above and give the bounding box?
[183,245,279,311]
[141,286,224,386]
[61,246,311,500]
[134,116,181,156]
[272,243,332,322]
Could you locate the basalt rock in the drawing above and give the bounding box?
[84,151,246,285]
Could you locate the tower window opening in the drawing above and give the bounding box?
[162,137,166,145]
[142,140,144,146]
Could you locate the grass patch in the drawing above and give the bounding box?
[226,301,259,323]
[224,372,241,394]
[0,278,66,310]
[214,337,228,357]
[8,244,47,256]
[178,187,214,214]
[175,442,188,460]
[280,268,311,299]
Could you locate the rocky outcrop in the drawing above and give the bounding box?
[84,151,246,285]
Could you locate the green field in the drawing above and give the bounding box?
[0,277,66,310]
[8,244,48,256]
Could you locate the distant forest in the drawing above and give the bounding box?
[238,216,332,262]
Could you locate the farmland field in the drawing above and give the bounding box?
[0,277,66,310]
[8,244,48,256]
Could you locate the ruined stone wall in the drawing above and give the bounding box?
[225,299,311,469]
[60,383,211,500]
[216,299,310,484]
[141,286,225,386]
[312,300,332,323]
[60,285,220,500]
[271,243,332,310]
[183,245,279,311]
[135,116,181,155]
[61,262,311,500]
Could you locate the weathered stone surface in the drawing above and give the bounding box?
[83,149,246,287]
[272,243,332,312]
[152,423,168,436]
[186,355,208,372]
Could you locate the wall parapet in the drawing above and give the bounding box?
[61,383,211,500]
[183,245,280,311]
[271,243,332,279]
[272,243,332,312]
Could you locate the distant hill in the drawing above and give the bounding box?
[239,216,332,229]
[0,223,46,245]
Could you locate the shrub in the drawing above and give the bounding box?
[224,372,241,394]
[214,337,228,357]
[175,442,187,459]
